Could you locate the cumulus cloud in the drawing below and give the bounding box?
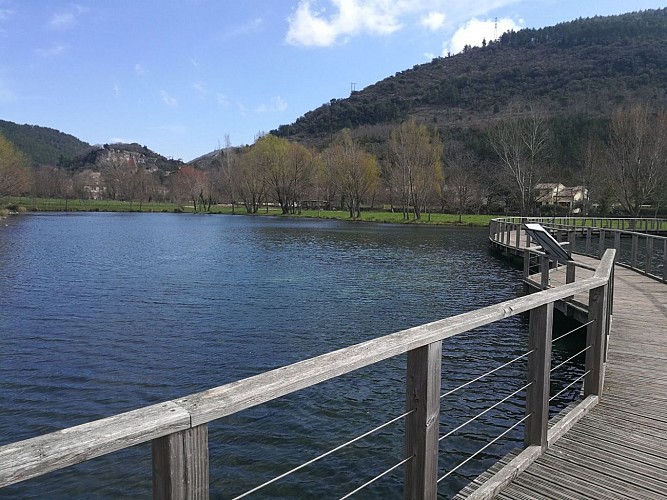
[48,5,87,30]
[160,90,178,107]
[285,0,522,47]
[446,16,522,54]
[286,0,404,47]
[420,11,445,31]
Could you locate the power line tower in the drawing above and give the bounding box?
[494,17,498,41]
[350,82,356,94]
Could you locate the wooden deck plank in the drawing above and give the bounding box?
[464,230,667,499]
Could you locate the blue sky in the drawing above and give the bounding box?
[0,1,664,161]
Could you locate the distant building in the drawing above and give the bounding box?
[535,183,588,213]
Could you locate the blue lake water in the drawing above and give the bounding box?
[0,213,584,498]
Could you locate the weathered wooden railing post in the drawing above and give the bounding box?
[567,230,575,256]
[404,341,442,500]
[585,228,592,255]
[540,256,550,290]
[152,425,209,500]
[584,283,608,397]
[525,303,554,452]
[598,229,605,258]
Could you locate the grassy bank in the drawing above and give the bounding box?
[4,197,498,227]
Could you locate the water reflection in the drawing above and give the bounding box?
[0,214,583,498]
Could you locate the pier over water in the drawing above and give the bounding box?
[1,216,665,498]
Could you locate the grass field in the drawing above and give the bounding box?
[3,197,501,226]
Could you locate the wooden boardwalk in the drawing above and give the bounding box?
[473,228,667,499]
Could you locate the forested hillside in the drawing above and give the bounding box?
[0,120,91,166]
[272,8,667,155]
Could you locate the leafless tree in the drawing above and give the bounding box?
[607,103,667,217]
[387,119,443,220]
[325,129,380,218]
[488,104,551,215]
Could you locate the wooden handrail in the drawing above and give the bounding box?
[0,239,617,498]
[490,216,665,283]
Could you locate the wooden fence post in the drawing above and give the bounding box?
[540,256,550,290]
[584,284,608,397]
[631,234,638,269]
[525,303,554,452]
[152,425,209,500]
[598,229,605,258]
[404,341,442,500]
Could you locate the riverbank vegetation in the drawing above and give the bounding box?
[2,196,497,226]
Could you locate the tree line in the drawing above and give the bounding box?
[1,102,666,218]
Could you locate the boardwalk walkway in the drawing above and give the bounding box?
[474,226,667,499]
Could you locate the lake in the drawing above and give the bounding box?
[0,213,584,498]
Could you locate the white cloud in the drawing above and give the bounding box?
[446,16,522,54]
[420,11,445,31]
[134,63,148,77]
[192,82,207,99]
[286,0,404,47]
[226,17,264,38]
[0,8,14,21]
[285,0,522,47]
[255,96,288,113]
[0,78,15,103]
[48,5,87,30]
[160,90,178,107]
[36,44,67,57]
[216,93,230,107]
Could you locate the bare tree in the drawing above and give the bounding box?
[387,119,443,220]
[100,151,135,201]
[488,105,550,215]
[607,103,667,217]
[325,129,380,218]
[236,148,266,214]
[445,151,480,223]
[579,137,605,215]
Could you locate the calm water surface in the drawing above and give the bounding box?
[0,213,584,498]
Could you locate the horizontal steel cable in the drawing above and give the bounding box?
[232,409,413,499]
[338,455,413,499]
[439,382,532,443]
[552,319,594,343]
[437,413,532,483]
[550,345,590,373]
[440,350,533,399]
[549,370,591,402]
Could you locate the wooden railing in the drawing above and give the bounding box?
[490,216,666,283]
[0,248,616,499]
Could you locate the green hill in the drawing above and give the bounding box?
[0,120,92,166]
[271,8,667,155]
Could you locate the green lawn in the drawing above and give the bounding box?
[4,197,499,227]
